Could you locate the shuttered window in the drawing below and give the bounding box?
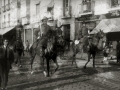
[36,3,40,15]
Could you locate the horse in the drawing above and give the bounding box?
[71,30,105,68]
[13,39,24,67]
[29,27,63,77]
[55,26,66,58]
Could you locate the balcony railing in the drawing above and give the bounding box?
[62,6,71,18]
[6,3,10,11]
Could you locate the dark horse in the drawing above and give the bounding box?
[13,39,24,67]
[72,30,105,68]
[29,29,63,77]
[55,26,65,57]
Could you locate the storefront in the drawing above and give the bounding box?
[75,14,99,39]
[23,24,33,48]
[0,27,16,45]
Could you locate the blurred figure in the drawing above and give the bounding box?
[0,39,14,90]
[13,39,24,67]
[26,40,30,52]
[103,46,109,62]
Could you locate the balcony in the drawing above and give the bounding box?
[2,6,5,12]
[79,0,94,17]
[61,6,71,19]
[6,4,10,11]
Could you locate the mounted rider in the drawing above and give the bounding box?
[31,16,53,76]
[36,16,52,49]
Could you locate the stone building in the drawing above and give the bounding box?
[0,0,120,48]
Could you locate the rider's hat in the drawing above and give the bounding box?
[42,16,48,21]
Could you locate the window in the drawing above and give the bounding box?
[63,0,71,17]
[36,3,40,15]
[111,0,119,7]
[47,0,54,19]
[82,0,91,13]
[65,0,68,8]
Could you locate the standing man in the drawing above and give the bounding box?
[0,39,14,90]
[26,40,29,52]
[14,38,24,67]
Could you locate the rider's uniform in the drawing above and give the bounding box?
[39,23,52,48]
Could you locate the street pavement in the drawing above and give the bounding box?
[5,50,120,90]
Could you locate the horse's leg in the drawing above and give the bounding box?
[52,55,59,74]
[84,53,91,69]
[15,52,18,65]
[17,51,22,67]
[92,53,96,68]
[40,56,47,77]
[30,54,36,74]
[72,47,78,67]
[80,49,83,59]
[72,54,75,65]
[46,58,50,77]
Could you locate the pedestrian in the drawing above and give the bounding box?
[103,46,109,62]
[0,39,14,90]
[116,41,120,63]
[26,40,29,52]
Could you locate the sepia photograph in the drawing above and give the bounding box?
[0,0,120,90]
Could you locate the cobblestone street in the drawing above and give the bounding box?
[4,51,120,90]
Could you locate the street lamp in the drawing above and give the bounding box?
[15,20,23,40]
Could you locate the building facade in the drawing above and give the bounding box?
[0,0,120,47]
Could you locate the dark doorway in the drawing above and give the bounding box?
[63,24,70,50]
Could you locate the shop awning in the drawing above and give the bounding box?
[90,18,120,34]
[0,27,15,35]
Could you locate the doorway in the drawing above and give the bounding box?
[63,24,70,50]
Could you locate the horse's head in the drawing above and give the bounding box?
[96,29,105,39]
[92,30,106,50]
[55,25,63,38]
